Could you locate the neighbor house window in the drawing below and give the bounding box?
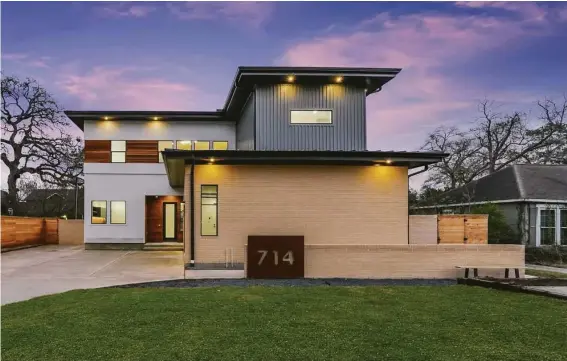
[194,141,210,150]
[110,201,126,224]
[158,141,174,163]
[212,141,229,150]
[561,210,567,245]
[176,140,192,151]
[91,201,107,224]
[540,209,556,245]
[201,185,218,236]
[290,110,332,124]
[111,141,126,163]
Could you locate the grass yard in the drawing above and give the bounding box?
[2,286,566,361]
[526,268,567,279]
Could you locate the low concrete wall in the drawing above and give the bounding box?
[304,244,525,279]
[409,215,437,245]
[58,220,84,245]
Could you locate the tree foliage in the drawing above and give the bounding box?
[1,74,83,215]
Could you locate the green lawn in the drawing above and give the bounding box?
[2,286,566,361]
[526,268,567,279]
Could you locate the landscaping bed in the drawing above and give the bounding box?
[2,286,566,361]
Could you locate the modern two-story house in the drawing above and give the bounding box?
[66,66,524,277]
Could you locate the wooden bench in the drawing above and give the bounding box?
[456,266,525,279]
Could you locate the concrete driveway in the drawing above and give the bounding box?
[1,245,184,305]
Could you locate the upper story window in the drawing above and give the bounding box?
[176,140,192,151]
[290,110,332,124]
[212,141,229,150]
[111,141,126,163]
[158,141,174,163]
[194,141,210,150]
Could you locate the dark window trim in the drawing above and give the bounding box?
[162,202,178,241]
[289,109,333,125]
[109,200,127,225]
[194,140,211,151]
[91,200,107,224]
[200,184,218,236]
[212,141,229,150]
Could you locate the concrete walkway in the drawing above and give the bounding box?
[1,245,184,305]
[526,264,567,274]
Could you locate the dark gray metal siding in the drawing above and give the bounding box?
[255,84,366,151]
[236,93,255,150]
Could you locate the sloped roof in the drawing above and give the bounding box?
[25,189,81,201]
[439,164,567,203]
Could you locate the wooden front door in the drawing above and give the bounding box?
[163,202,177,241]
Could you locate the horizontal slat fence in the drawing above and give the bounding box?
[1,216,59,249]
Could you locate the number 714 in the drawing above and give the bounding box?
[257,250,294,265]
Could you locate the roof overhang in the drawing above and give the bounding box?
[64,111,225,131]
[163,150,446,187]
[223,66,402,118]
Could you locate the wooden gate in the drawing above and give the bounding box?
[437,215,488,244]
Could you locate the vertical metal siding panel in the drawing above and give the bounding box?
[236,93,255,150]
[255,84,365,151]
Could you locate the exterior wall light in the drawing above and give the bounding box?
[335,76,344,83]
[152,117,161,121]
[103,116,110,120]
[386,159,392,164]
[286,75,295,82]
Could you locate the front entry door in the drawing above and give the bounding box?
[163,202,177,241]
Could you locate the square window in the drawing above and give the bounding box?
[212,141,229,150]
[111,152,126,163]
[158,141,174,163]
[110,201,126,224]
[110,140,126,163]
[176,140,192,151]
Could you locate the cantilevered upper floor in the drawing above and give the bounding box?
[66,66,401,156]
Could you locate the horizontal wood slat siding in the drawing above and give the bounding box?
[84,140,111,163]
[126,141,158,163]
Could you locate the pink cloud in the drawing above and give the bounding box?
[99,3,156,18]
[57,66,206,110]
[167,2,273,28]
[279,4,566,151]
[2,53,29,61]
[2,53,51,68]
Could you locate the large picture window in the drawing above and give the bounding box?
[111,141,126,163]
[201,185,218,236]
[91,201,107,224]
[158,141,174,163]
[110,201,126,224]
[290,110,332,124]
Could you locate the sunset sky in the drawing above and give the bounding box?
[2,1,567,187]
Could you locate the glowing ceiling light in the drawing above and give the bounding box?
[286,74,295,82]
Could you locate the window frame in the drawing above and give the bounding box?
[91,200,108,225]
[110,141,126,163]
[194,140,211,151]
[536,204,567,246]
[158,140,175,163]
[200,184,218,236]
[290,109,333,125]
[212,141,229,150]
[109,200,127,225]
[176,140,192,151]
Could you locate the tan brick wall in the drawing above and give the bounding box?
[409,215,437,245]
[184,165,409,265]
[305,244,525,278]
[59,220,84,245]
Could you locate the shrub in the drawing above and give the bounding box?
[525,246,567,265]
[470,204,519,244]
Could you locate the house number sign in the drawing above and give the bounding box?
[247,236,304,279]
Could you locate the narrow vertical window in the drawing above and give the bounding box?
[201,185,218,236]
[91,201,107,224]
[158,141,174,163]
[561,209,567,245]
[540,209,556,245]
[194,141,210,150]
[110,201,126,224]
[111,141,126,163]
[212,141,229,150]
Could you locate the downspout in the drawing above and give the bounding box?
[190,155,196,267]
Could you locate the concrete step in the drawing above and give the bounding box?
[143,243,183,251]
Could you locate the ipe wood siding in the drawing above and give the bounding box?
[125,140,158,163]
[254,84,367,151]
[84,140,111,163]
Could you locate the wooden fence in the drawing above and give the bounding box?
[1,216,59,250]
[437,215,488,244]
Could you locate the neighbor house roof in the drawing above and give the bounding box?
[25,189,82,202]
[65,66,401,130]
[422,164,567,208]
[162,149,446,187]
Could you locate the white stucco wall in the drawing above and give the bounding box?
[84,120,236,147]
[83,119,235,243]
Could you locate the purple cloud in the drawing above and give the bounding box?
[167,1,274,28]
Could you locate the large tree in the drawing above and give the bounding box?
[422,96,567,190]
[1,75,83,215]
